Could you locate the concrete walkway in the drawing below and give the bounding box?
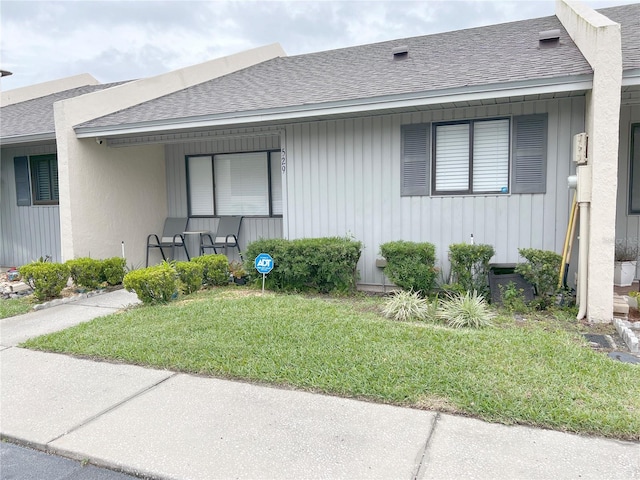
[1,291,638,479]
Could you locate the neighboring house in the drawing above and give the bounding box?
[0,75,128,264]
[1,1,638,322]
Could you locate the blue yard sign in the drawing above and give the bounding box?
[254,253,274,274]
[255,253,274,294]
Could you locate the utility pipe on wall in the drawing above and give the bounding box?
[575,162,592,321]
[576,202,590,320]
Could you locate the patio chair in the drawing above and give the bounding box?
[199,216,243,258]
[146,217,190,267]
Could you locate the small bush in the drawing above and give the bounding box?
[123,263,178,304]
[66,257,103,290]
[19,262,70,301]
[102,257,126,285]
[437,291,495,328]
[175,261,204,294]
[191,254,229,286]
[381,290,438,322]
[499,282,530,314]
[448,243,494,297]
[379,241,437,296]
[515,248,562,309]
[245,237,362,294]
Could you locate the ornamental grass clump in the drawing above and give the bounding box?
[437,291,495,328]
[382,290,438,322]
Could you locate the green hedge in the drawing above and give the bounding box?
[191,254,229,286]
[175,261,204,294]
[102,257,126,285]
[516,248,562,309]
[379,241,437,295]
[448,243,495,297]
[123,263,178,304]
[67,257,103,290]
[245,237,362,293]
[19,262,70,301]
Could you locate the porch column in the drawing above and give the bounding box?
[556,0,622,322]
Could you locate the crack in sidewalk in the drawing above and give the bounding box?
[411,412,440,480]
[46,372,179,445]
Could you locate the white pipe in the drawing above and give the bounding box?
[576,202,590,320]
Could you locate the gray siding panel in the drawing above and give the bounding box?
[164,129,283,263]
[284,98,586,286]
[1,144,60,266]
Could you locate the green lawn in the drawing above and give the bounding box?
[23,289,640,440]
[0,296,33,319]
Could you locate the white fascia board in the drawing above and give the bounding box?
[0,132,56,146]
[622,68,640,86]
[75,74,593,139]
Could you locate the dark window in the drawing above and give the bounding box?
[30,154,59,204]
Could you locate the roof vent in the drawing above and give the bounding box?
[539,29,560,47]
[392,45,408,59]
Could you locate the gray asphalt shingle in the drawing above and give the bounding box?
[0,82,127,140]
[77,12,592,130]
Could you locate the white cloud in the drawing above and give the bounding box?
[0,0,635,90]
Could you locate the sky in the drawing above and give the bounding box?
[0,0,636,91]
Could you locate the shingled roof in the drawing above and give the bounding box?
[599,4,640,71]
[76,11,594,131]
[0,82,127,142]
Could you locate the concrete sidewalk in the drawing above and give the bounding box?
[1,291,639,479]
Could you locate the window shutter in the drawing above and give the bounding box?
[401,124,429,196]
[14,156,31,206]
[512,114,548,194]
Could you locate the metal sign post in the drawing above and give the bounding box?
[254,253,274,295]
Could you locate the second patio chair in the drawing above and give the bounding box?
[199,216,243,258]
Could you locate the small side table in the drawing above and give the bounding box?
[183,231,211,259]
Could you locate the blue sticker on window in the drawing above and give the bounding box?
[501,187,508,193]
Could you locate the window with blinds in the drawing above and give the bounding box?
[186,150,283,217]
[433,119,509,194]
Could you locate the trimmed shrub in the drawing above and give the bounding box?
[191,254,229,286]
[123,263,178,304]
[379,241,437,295]
[101,257,126,285]
[245,237,362,294]
[67,257,103,290]
[448,243,495,297]
[175,261,204,294]
[437,291,495,328]
[19,262,70,301]
[515,248,562,309]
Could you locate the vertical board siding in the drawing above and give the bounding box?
[1,144,61,266]
[285,98,586,286]
[164,130,283,263]
[615,103,640,277]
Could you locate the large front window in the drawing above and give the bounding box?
[187,151,282,217]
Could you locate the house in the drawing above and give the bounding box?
[1,1,638,323]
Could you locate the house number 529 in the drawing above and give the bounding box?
[281,148,286,174]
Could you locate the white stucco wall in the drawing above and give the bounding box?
[557,0,622,322]
[1,74,98,106]
[54,44,286,267]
